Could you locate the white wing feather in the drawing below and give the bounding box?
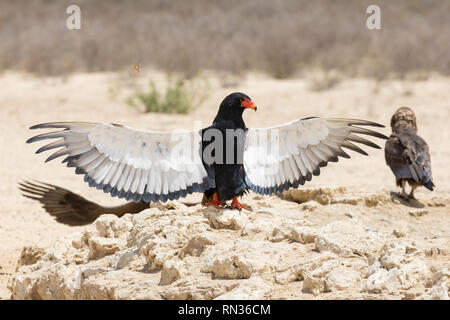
[28,122,210,202]
[244,118,386,195]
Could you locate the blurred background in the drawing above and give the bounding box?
[1,0,449,79]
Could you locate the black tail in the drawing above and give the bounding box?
[423,179,434,191]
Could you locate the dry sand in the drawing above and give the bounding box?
[0,71,449,299]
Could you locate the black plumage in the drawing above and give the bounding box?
[385,107,434,199]
[201,92,254,209]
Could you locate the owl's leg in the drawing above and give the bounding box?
[408,185,417,200]
[400,180,407,199]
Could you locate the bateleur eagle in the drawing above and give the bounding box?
[27,92,387,210]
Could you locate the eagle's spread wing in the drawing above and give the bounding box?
[27,122,210,203]
[385,127,434,190]
[244,118,387,195]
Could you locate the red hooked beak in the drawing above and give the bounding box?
[241,98,257,111]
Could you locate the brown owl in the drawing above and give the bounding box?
[385,107,434,199]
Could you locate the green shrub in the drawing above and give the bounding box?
[127,76,208,114]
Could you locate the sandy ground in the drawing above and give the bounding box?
[0,71,449,299]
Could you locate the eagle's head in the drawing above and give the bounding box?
[390,107,417,132]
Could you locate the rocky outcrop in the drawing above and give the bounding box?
[8,187,450,300]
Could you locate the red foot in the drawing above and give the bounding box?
[231,197,248,211]
[204,192,224,209]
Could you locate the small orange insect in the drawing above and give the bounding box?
[133,63,142,73]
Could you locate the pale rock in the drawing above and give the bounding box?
[71,232,87,249]
[267,227,289,242]
[303,275,327,295]
[79,215,132,260]
[274,267,304,285]
[315,235,352,257]
[88,236,126,259]
[215,277,269,299]
[399,259,431,286]
[290,226,318,244]
[326,268,360,291]
[343,258,367,272]
[109,248,139,269]
[10,263,82,299]
[295,256,361,293]
[379,243,407,270]
[313,221,386,257]
[161,277,238,300]
[203,254,253,279]
[137,218,191,270]
[362,268,390,293]
[425,281,449,300]
[42,236,77,262]
[179,234,215,258]
[82,268,107,279]
[89,214,131,239]
[140,237,181,270]
[151,201,188,211]
[80,271,164,300]
[16,246,46,270]
[275,253,338,285]
[283,186,347,205]
[266,222,308,243]
[309,259,340,278]
[159,260,185,285]
[240,218,275,237]
[362,268,411,293]
[366,260,382,277]
[114,281,162,300]
[202,207,248,230]
[431,267,450,286]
